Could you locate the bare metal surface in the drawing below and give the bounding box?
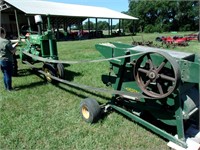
[129,45,194,59]
[4,0,138,20]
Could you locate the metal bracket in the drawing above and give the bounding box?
[0,3,10,11]
[102,104,112,113]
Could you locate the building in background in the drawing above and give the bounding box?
[0,0,138,40]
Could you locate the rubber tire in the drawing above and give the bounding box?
[42,63,56,83]
[155,37,162,42]
[56,63,65,79]
[80,98,101,123]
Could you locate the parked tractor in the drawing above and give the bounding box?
[18,15,65,82]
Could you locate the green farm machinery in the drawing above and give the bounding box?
[80,42,200,149]
[8,12,200,150]
[18,15,65,81]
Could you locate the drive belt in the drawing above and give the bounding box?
[23,61,156,100]
[22,51,144,65]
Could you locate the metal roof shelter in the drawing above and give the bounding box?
[3,0,137,19]
[1,0,138,39]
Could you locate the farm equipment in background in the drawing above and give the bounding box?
[18,15,65,81]
[155,32,200,48]
[80,42,200,150]
[156,36,188,48]
[184,33,199,41]
[132,35,160,48]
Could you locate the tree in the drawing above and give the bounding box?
[127,0,199,33]
[83,21,95,30]
[97,21,109,30]
[83,21,109,30]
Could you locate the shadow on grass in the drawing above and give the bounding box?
[64,69,82,81]
[54,83,111,101]
[22,68,111,101]
[15,81,47,90]
[14,68,118,123]
[113,110,176,143]
[14,69,34,77]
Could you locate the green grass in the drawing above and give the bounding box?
[0,32,199,149]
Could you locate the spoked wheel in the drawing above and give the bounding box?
[134,51,180,99]
[56,63,65,79]
[42,63,56,83]
[80,98,101,123]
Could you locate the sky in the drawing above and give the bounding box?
[45,0,129,12]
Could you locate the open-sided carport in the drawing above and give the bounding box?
[0,0,138,39]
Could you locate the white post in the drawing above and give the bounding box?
[14,9,20,39]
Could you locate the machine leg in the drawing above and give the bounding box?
[12,54,18,76]
[174,91,186,141]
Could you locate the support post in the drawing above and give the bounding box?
[111,19,113,36]
[56,18,59,40]
[27,16,31,32]
[47,15,57,60]
[88,18,90,39]
[14,9,20,39]
[119,19,121,32]
[122,19,124,35]
[108,19,110,36]
[95,18,98,37]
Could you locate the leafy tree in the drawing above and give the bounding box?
[97,21,109,30]
[83,21,109,30]
[83,21,95,30]
[126,0,199,33]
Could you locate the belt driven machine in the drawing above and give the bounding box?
[80,42,200,149]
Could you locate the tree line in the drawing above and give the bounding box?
[124,0,199,33]
[81,1,199,33]
[82,21,118,31]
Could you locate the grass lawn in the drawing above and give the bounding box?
[0,32,199,149]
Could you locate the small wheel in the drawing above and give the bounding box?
[80,98,101,123]
[134,51,180,99]
[42,63,56,83]
[155,37,162,42]
[56,63,65,79]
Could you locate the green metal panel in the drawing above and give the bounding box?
[110,104,187,148]
[96,42,199,148]
[179,60,199,83]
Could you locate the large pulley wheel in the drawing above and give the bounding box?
[134,51,180,99]
[42,63,56,83]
